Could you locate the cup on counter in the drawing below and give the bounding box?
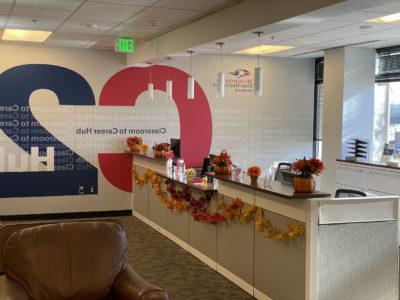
[233,166,242,178]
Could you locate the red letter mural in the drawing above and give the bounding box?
[98,65,213,192]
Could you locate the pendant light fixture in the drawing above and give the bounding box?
[253,31,264,96]
[166,57,173,100]
[187,50,195,100]
[148,62,154,100]
[216,42,225,98]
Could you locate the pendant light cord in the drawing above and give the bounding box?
[220,43,223,67]
[148,62,152,83]
[257,32,261,68]
[190,52,193,76]
[167,57,171,80]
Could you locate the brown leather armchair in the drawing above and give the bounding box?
[0,221,169,300]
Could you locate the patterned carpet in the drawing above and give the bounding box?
[120,216,255,300]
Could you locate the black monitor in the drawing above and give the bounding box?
[170,138,180,158]
[209,154,216,164]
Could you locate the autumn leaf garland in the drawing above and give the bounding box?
[133,167,305,242]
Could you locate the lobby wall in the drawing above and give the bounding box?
[169,54,315,169]
[0,43,314,216]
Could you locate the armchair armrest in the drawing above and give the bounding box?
[0,275,29,300]
[112,265,169,300]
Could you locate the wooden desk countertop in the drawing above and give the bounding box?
[206,172,331,199]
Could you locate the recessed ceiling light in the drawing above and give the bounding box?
[235,44,294,55]
[148,20,159,27]
[359,25,374,30]
[83,23,98,29]
[2,28,52,43]
[368,12,400,23]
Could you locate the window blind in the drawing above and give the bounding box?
[376,46,400,82]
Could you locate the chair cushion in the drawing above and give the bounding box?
[4,221,127,300]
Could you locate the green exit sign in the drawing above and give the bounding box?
[115,37,135,54]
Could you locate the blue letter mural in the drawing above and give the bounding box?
[0,64,97,197]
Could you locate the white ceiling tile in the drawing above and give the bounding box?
[57,20,117,34]
[89,0,158,6]
[278,36,328,47]
[135,7,199,20]
[11,6,73,18]
[277,20,355,36]
[114,23,166,34]
[125,14,183,27]
[15,0,84,11]
[154,0,230,11]
[108,27,153,38]
[334,21,398,33]
[89,34,116,48]
[46,32,99,47]
[266,47,314,57]
[70,2,145,23]
[47,31,99,40]
[333,11,390,22]
[7,15,64,30]
[0,0,13,14]
[373,26,400,36]
[91,38,114,49]
[364,3,400,14]
[309,36,380,50]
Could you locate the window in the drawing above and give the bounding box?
[373,46,400,161]
[313,58,324,158]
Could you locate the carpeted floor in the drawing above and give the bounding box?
[120,216,255,300]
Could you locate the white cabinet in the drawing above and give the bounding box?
[336,165,368,189]
[336,161,400,196]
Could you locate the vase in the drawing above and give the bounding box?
[130,144,140,152]
[214,165,231,175]
[293,175,315,193]
[153,150,165,158]
[250,175,258,185]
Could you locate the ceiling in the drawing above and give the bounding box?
[2,0,400,58]
[0,0,242,49]
[171,1,400,58]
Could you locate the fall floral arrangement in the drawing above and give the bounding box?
[291,157,325,193]
[247,166,261,177]
[292,157,325,177]
[140,143,149,153]
[212,150,232,175]
[153,142,174,159]
[127,136,142,146]
[127,136,142,152]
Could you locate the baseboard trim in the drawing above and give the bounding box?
[253,288,273,300]
[133,211,169,237]
[216,264,254,295]
[0,210,133,221]
[188,245,217,270]
[165,231,189,252]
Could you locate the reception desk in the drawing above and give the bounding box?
[132,153,399,300]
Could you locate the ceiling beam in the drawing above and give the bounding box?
[127,0,347,64]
